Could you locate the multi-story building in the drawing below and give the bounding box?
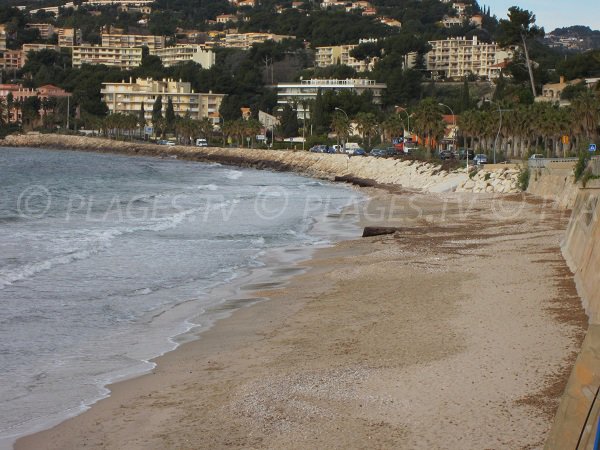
[58,28,82,47]
[84,0,154,5]
[276,78,387,119]
[22,43,61,53]
[0,50,24,70]
[26,23,56,39]
[0,83,70,123]
[101,33,166,50]
[219,32,294,50]
[72,45,143,69]
[0,25,6,51]
[216,14,237,24]
[426,36,511,80]
[100,78,225,125]
[315,42,378,72]
[150,45,215,69]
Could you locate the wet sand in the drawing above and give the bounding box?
[16,190,587,449]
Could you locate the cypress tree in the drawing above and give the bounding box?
[165,97,176,132]
[152,95,163,123]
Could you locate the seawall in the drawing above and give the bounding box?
[0,134,467,192]
[527,161,580,210]
[539,163,600,448]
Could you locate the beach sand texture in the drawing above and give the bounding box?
[16,191,587,450]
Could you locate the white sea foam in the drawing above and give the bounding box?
[224,169,243,180]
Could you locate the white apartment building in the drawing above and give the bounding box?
[101,78,225,124]
[315,43,377,72]
[276,78,386,119]
[101,33,166,50]
[150,45,215,69]
[85,0,153,5]
[72,45,143,69]
[219,32,294,49]
[426,36,511,80]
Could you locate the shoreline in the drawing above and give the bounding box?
[0,134,469,193]
[0,149,367,449]
[15,188,587,449]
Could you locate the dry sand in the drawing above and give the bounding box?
[16,190,587,450]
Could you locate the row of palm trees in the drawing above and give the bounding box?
[90,87,600,156]
[459,91,600,158]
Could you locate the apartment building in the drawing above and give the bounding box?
[85,0,153,5]
[22,43,60,53]
[72,45,143,69]
[315,43,377,72]
[149,45,215,69]
[101,33,166,50]
[26,23,55,40]
[426,36,511,80]
[100,78,225,125]
[219,32,294,50]
[0,25,6,51]
[276,78,386,119]
[0,50,24,70]
[216,14,237,24]
[58,28,82,47]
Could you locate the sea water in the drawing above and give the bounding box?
[0,147,363,447]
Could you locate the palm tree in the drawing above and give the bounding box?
[355,112,378,149]
[330,112,350,145]
[412,98,445,156]
[571,90,600,146]
[381,114,404,143]
[243,118,262,148]
[197,117,214,141]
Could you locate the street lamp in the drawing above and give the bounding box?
[438,102,456,153]
[334,107,349,148]
[485,99,512,164]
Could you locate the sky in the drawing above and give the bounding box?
[486,0,600,31]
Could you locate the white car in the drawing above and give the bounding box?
[196,138,208,147]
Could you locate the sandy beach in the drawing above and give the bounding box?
[15,188,586,450]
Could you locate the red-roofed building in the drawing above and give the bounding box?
[0,83,71,124]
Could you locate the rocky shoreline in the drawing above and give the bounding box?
[1,134,468,192]
[1,133,529,194]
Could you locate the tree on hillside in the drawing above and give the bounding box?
[498,7,544,97]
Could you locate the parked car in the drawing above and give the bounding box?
[370,147,397,157]
[196,138,208,147]
[158,140,176,146]
[439,150,456,160]
[343,142,361,154]
[352,148,366,156]
[473,154,488,165]
[323,146,337,153]
[309,144,328,153]
[529,153,544,160]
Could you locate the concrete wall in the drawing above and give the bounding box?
[546,182,600,449]
[527,161,580,210]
